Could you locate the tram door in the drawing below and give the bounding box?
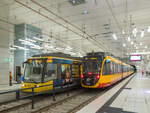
[16,66,21,83]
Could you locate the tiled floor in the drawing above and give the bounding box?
[110,74,150,113]
[77,73,150,113]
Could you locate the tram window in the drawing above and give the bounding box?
[117,64,119,73]
[61,64,71,79]
[112,62,115,74]
[102,61,111,75]
[115,63,118,73]
[114,63,117,73]
[110,62,114,74]
[72,64,80,78]
[102,62,107,75]
[44,63,57,82]
[119,64,121,73]
[118,64,120,73]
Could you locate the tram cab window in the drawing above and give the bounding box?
[44,63,57,82]
[24,61,43,83]
[72,64,80,78]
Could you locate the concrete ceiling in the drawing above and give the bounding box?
[0,0,150,57]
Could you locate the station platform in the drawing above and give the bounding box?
[0,84,21,92]
[77,73,150,113]
[0,84,21,103]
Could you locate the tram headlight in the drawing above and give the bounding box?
[81,74,84,78]
[22,84,25,87]
[96,75,100,79]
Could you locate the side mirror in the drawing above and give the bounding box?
[22,61,27,67]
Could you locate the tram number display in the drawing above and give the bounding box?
[129,55,142,61]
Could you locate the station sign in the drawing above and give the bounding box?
[129,55,142,61]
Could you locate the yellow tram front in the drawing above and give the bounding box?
[21,53,82,93]
[81,54,103,88]
[81,52,134,88]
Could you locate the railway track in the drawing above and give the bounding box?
[29,89,107,113]
[0,81,119,113]
[0,88,83,113]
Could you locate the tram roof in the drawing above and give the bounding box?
[31,52,82,60]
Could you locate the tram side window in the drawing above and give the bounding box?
[61,64,71,79]
[117,63,119,73]
[44,63,57,82]
[72,64,80,78]
[118,64,120,73]
[102,61,111,75]
[123,66,127,72]
[112,62,115,74]
[110,62,114,74]
[119,64,122,73]
[114,63,118,74]
[123,66,125,72]
[121,65,124,72]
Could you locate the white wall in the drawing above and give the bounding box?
[0,3,10,85]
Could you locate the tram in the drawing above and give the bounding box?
[81,52,134,88]
[21,53,82,92]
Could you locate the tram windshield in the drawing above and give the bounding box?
[24,60,44,83]
[83,59,101,74]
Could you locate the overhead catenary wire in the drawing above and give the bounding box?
[15,0,108,51]
[105,0,129,56]
[31,0,108,51]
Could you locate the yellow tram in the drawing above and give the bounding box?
[81,52,134,88]
[21,53,82,92]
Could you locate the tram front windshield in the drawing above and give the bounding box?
[24,60,43,83]
[83,59,101,74]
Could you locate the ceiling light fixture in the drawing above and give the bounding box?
[122,30,125,34]
[9,47,16,50]
[72,0,76,4]
[83,10,88,15]
[140,42,142,46]
[147,26,150,32]
[131,41,134,45]
[128,36,131,42]
[123,43,126,47]
[33,37,44,41]
[145,46,147,49]
[141,30,144,38]
[26,38,36,43]
[112,34,117,40]
[31,45,43,50]
[13,45,29,51]
[130,52,150,55]
[65,46,73,51]
[132,27,137,37]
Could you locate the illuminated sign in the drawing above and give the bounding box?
[129,55,142,61]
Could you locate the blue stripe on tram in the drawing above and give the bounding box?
[52,58,73,64]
